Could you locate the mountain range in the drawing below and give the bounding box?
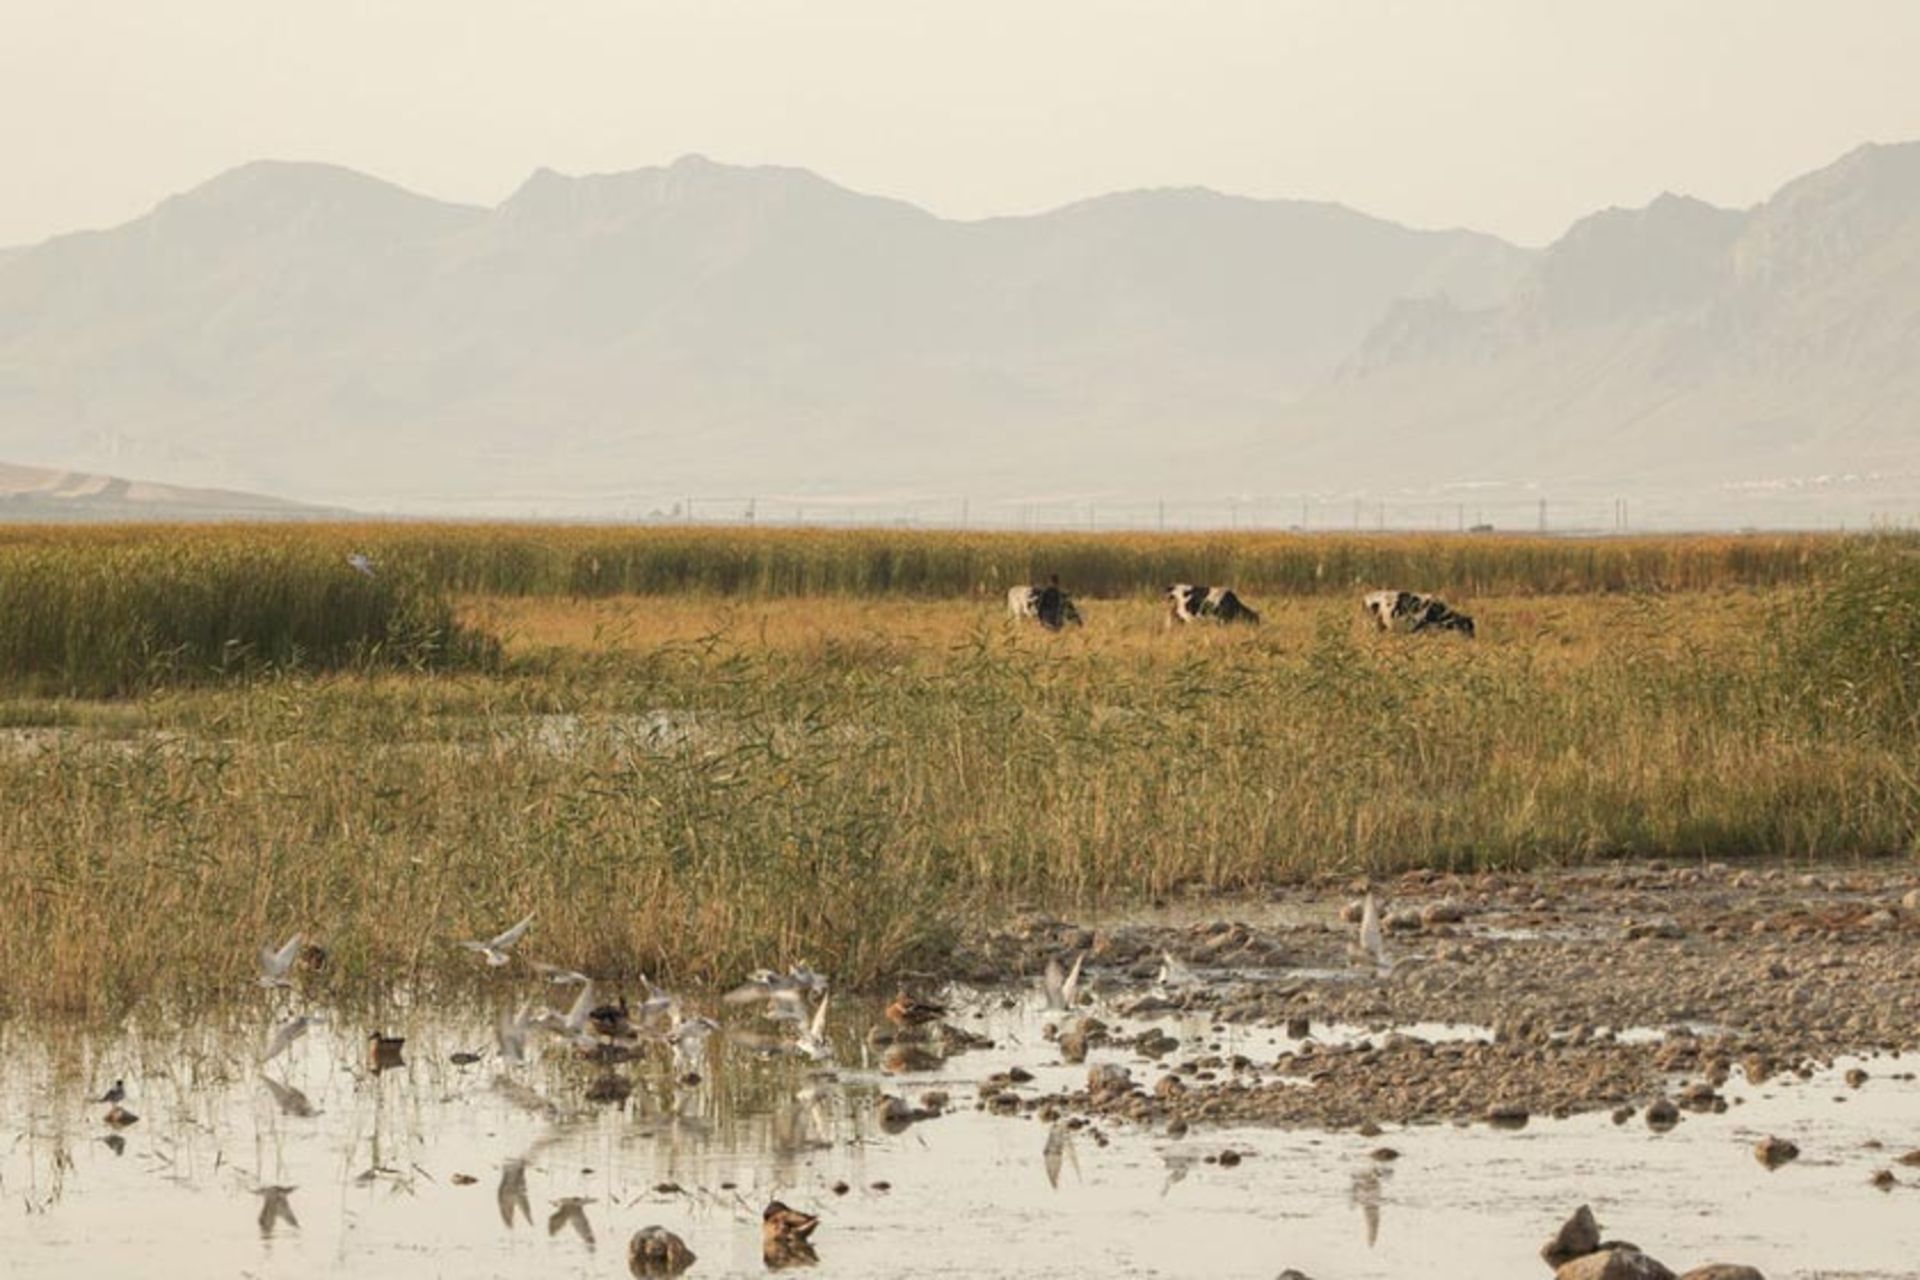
[2,142,1916,524]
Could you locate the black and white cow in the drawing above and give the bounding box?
[1362,589,1475,638]
[1007,576,1084,630]
[1166,584,1260,625]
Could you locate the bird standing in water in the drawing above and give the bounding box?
[884,991,947,1027]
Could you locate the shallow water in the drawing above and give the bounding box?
[5,992,1916,1279]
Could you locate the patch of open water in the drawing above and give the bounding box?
[4,993,1915,1279]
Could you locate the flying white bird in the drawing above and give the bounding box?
[529,960,589,986]
[255,1185,299,1235]
[497,1003,536,1064]
[1043,952,1086,1011]
[1043,1120,1081,1190]
[263,1014,324,1063]
[497,1159,532,1228]
[346,553,377,579]
[258,934,302,988]
[794,991,833,1063]
[548,1196,596,1245]
[666,1014,720,1074]
[261,1075,318,1118]
[461,912,535,967]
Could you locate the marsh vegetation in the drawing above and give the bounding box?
[2,525,1914,1016]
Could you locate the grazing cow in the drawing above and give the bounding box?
[1007,576,1084,630]
[1166,584,1260,625]
[1362,589,1475,638]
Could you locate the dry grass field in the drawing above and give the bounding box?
[1,525,1915,1016]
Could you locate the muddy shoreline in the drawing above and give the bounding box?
[946,862,1920,1133]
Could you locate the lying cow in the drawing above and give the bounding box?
[1362,589,1475,638]
[1166,584,1260,625]
[1007,576,1084,630]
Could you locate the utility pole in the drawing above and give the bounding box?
[1538,498,1548,533]
[1158,499,1166,532]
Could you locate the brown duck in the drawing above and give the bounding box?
[762,1200,820,1247]
[884,991,947,1028]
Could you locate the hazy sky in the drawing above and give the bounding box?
[6,0,1920,248]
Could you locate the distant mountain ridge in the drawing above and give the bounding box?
[0,143,1915,520]
[0,461,330,521]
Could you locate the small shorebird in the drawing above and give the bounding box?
[258,933,303,988]
[1156,951,1197,989]
[884,991,947,1027]
[104,1104,139,1129]
[460,912,535,967]
[1043,952,1086,1011]
[97,1079,126,1105]
[1351,890,1390,972]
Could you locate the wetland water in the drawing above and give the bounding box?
[6,994,1917,1279]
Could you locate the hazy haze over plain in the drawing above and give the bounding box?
[7,0,1920,248]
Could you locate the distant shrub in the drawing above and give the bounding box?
[0,538,490,695]
[1790,539,1920,735]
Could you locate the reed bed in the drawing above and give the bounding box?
[3,558,1916,1016]
[0,523,1865,605]
[0,536,486,695]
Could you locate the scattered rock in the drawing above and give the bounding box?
[1554,1247,1677,1280]
[1676,1267,1766,1280]
[1488,1102,1531,1129]
[1754,1136,1799,1169]
[1645,1099,1680,1132]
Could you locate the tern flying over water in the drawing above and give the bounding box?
[497,1159,532,1228]
[666,1014,720,1074]
[263,1015,324,1063]
[1043,952,1086,1011]
[548,1196,596,1245]
[258,934,302,988]
[461,912,535,967]
[497,1003,536,1064]
[255,1186,299,1235]
[261,1075,318,1118]
[529,960,590,986]
[794,991,833,1063]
